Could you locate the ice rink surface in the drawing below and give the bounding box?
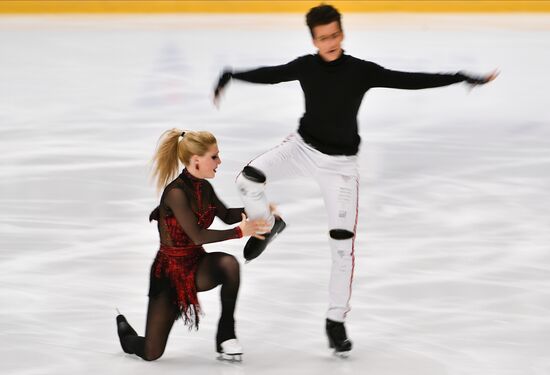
[1,13,549,375]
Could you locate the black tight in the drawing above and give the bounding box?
[120,252,240,361]
[196,252,241,344]
[120,290,177,361]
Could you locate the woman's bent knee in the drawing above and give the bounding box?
[220,254,240,273]
[143,346,165,361]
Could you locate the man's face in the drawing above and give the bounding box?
[312,21,344,62]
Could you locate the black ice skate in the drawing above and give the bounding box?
[243,215,286,262]
[326,318,352,357]
[116,313,138,354]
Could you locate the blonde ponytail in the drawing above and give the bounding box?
[151,129,217,192]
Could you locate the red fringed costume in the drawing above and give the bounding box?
[148,169,243,329]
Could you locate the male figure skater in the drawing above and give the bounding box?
[214,3,497,355]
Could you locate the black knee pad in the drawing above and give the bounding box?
[329,229,354,240]
[242,165,266,183]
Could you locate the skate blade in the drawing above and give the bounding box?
[217,353,243,362]
[333,350,350,359]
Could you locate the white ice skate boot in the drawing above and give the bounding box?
[217,339,243,362]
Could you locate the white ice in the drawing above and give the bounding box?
[1,13,549,375]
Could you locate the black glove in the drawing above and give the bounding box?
[214,70,233,98]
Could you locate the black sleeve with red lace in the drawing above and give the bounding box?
[210,188,245,224]
[164,188,242,245]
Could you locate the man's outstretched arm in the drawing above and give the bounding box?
[213,57,303,104]
[366,62,498,90]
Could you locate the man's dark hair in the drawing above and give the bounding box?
[306,4,342,38]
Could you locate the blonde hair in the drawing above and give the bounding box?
[151,129,217,192]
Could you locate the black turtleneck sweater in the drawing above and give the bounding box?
[232,53,466,155]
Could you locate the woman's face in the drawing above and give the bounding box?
[191,143,221,179]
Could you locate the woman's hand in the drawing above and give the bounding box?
[269,203,279,216]
[239,213,271,239]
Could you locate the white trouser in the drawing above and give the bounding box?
[236,133,359,322]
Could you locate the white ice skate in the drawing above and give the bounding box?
[216,339,243,362]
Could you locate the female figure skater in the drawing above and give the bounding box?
[115,129,270,361]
